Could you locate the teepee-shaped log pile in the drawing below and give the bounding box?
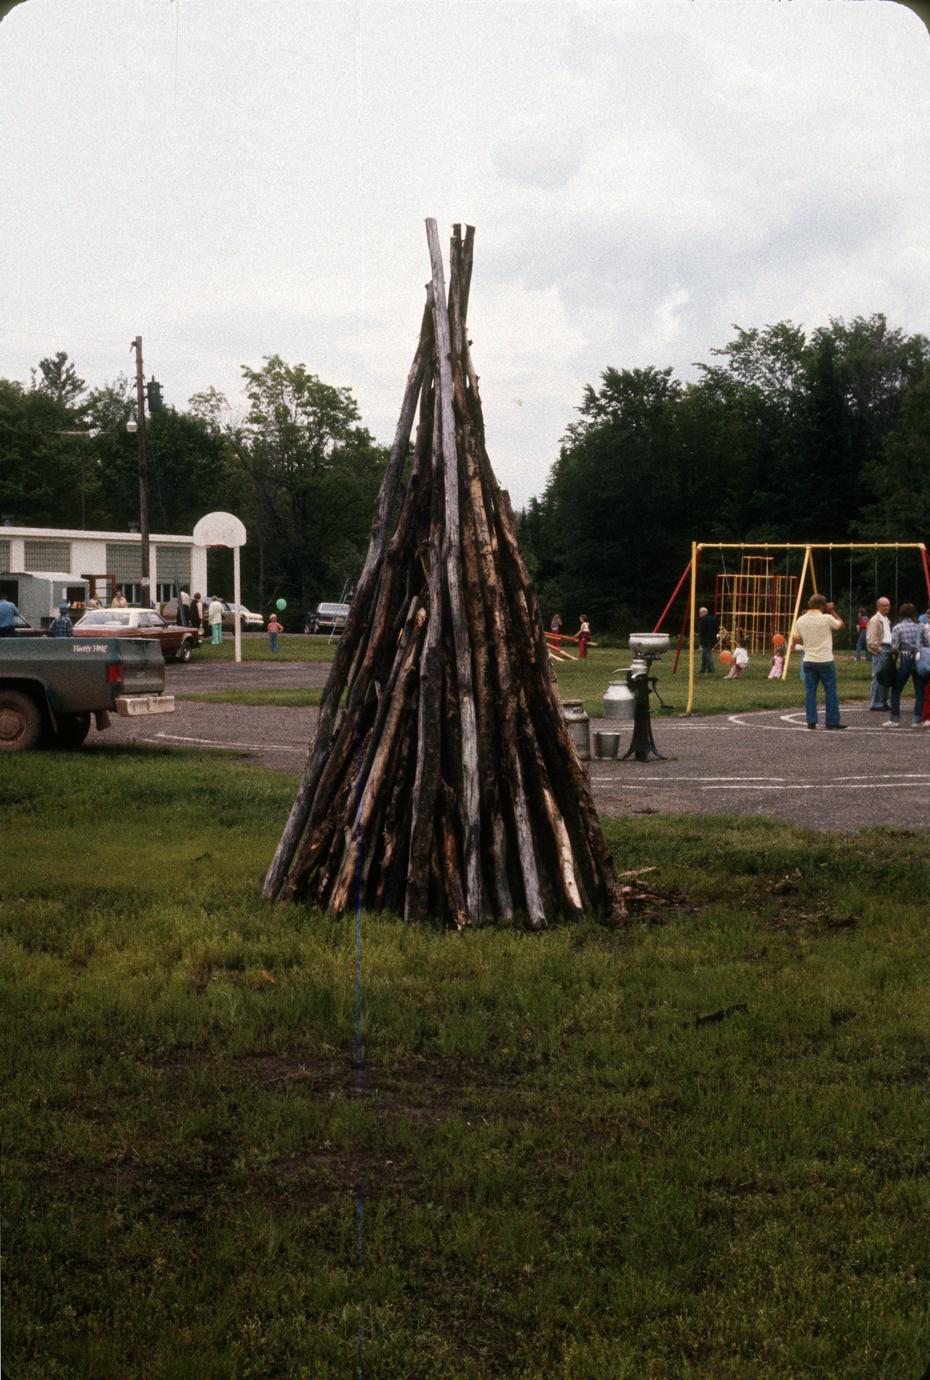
[263,221,624,927]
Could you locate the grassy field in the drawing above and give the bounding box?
[196,634,340,664]
[195,637,877,718]
[178,688,324,708]
[3,750,929,1377]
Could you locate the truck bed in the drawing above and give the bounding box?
[0,638,172,749]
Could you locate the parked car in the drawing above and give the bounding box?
[218,601,265,633]
[304,602,350,634]
[13,615,44,637]
[73,608,200,663]
[0,636,173,751]
[164,598,264,633]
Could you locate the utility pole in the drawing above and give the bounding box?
[131,336,151,605]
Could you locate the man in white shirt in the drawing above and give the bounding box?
[865,597,893,711]
[790,593,846,730]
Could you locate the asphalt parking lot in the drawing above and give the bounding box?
[92,662,930,832]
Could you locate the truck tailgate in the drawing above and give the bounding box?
[0,637,167,713]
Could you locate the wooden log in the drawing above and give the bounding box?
[404,378,446,924]
[262,298,434,901]
[328,604,427,913]
[425,217,482,923]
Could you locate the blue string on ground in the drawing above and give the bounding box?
[355,734,365,1376]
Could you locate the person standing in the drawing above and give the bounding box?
[111,588,128,608]
[698,606,719,674]
[576,614,591,659]
[790,593,846,730]
[0,593,19,638]
[550,612,563,635]
[207,595,224,647]
[190,593,204,631]
[866,597,893,710]
[884,603,930,727]
[854,607,870,661]
[46,602,74,637]
[267,612,283,654]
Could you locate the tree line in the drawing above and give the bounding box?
[518,314,930,632]
[2,312,927,624]
[0,352,387,615]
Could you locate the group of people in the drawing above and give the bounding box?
[550,613,593,658]
[700,596,930,728]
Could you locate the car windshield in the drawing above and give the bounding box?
[78,611,132,626]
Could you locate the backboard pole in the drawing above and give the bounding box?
[233,546,242,664]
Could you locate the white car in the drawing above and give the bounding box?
[218,601,265,632]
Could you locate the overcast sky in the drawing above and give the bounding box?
[1,0,929,507]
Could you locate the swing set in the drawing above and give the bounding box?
[654,542,930,714]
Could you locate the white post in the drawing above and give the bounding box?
[233,545,242,664]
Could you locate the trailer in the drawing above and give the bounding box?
[0,571,90,629]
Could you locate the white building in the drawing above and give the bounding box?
[0,524,207,607]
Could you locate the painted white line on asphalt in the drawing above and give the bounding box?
[151,732,305,753]
[595,780,930,792]
[590,775,786,783]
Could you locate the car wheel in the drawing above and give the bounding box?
[174,638,193,664]
[0,690,43,751]
[54,712,92,750]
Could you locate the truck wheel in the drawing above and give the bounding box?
[0,690,43,752]
[174,638,192,664]
[54,713,91,750]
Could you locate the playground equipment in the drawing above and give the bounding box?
[655,542,930,714]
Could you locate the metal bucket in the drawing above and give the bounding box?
[561,698,591,761]
[593,731,622,759]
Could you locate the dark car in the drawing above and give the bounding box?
[73,608,200,663]
[13,615,45,637]
[305,602,350,634]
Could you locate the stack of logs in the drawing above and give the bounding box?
[263,221,625,927]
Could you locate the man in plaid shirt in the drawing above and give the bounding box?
[886,603,930,726]
[46,602,74,638]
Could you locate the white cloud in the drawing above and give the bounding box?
[1,0,929,506]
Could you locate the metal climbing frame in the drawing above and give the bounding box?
[714,555,798,654]
[653,542,930,715]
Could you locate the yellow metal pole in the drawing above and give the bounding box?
[782,544,811,679]
[809,548,819,596]
[686,541,699,715]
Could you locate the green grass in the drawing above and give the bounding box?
[195,634,340,664]
[3,751,929,1377]
[178,688,324,707]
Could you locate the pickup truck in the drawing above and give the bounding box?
[0,638,175,751]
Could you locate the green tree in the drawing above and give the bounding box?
[538,367,684,630]
[0,378,87,526]
[228,356,387,610]
[31,351,86,409]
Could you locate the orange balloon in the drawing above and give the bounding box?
[772,633,786,648]
[719,650,733,665]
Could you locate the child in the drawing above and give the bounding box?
[725,639,749,680]
[576,614,591,659]
[769,632,785,679]
[267,613,283,653]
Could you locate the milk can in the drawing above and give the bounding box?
[602,677,635,721]
[561,699,591,761]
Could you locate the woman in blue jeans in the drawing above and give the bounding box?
[886,604,930,726]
